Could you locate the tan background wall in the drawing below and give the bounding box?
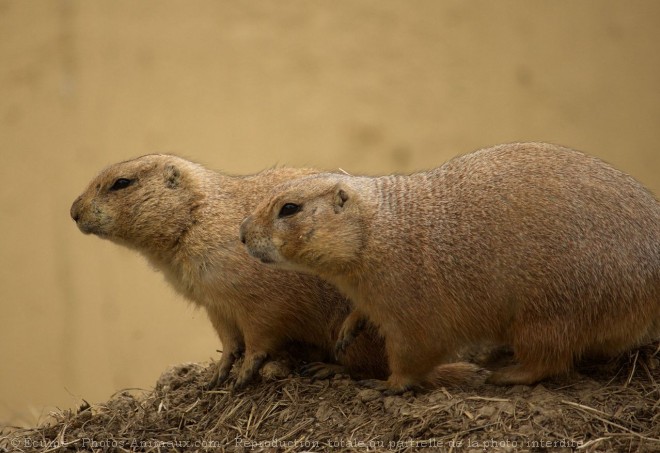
[1,0,659,426]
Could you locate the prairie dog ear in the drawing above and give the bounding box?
[164,164,181,188]
[333,184,350,213]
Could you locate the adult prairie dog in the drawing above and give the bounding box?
[240,142,660,393]
[70,155,387,389]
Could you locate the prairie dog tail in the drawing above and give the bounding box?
[423,362,490,389]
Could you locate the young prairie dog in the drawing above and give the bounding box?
[240,142,660,393]
[70,155,387,389]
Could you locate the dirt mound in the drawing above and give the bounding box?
[3,344,659,452]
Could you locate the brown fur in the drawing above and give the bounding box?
[240,142,660,392]
[70,154,388,389]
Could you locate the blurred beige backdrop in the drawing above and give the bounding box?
[1,1,659,426]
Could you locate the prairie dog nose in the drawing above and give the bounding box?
[70,196,82,222]
[239,216,252,244]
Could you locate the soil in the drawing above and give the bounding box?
[2,343,658,452]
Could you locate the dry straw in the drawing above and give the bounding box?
[2,343,658,452]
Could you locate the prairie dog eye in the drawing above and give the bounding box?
[109,178,134,191]
[278,203,301,218]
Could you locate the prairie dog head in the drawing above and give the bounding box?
[70,154,202,251]
[240,174,365,276]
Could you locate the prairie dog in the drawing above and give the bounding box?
[240,142,660,393]
[70,155,387,389]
